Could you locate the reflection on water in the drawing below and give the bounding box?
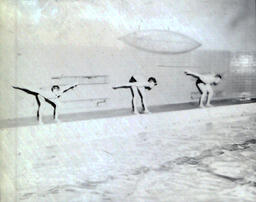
[18,115,256,202]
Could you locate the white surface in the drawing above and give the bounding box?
[1,103,256,201]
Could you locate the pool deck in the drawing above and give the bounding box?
[0,98,256,129]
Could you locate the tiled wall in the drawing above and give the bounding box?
[11,47,256,119]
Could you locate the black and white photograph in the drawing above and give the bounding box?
[0,0,256,201]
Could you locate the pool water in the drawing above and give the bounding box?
[17,114,256,202]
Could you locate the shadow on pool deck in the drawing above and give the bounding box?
[1,98,255,129]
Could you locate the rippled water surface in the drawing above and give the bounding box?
[18,115,256,202]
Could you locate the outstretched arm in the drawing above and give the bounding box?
[112,83,133,89]
[12,86,39,96]
[113,82,149,90]
[62,84,79,94]
[113,86,131,90]
[184,70,202,79]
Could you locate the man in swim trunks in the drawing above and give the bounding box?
[113,75,157,114]
[184,70,222,108]
[13,83,78,123]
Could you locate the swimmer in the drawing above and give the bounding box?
[113,75,157,114]
[184,70,222,108]
[13,84,78,123]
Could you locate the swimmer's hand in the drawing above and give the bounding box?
[112,87,118,90]
[73,81,79,87]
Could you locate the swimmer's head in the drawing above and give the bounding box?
[145,77,157,90]
[213,74,222,85]
[215,74,222,79]
[51,85,60,92]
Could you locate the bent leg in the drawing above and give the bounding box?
[54,103,61,122]
[137,87,149,113]
[206,85,214,107]
[36,96,45,124]
[196,83,207,107]
[130,86,138,114]
[35,96,41,121]
[44,98,57,120]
